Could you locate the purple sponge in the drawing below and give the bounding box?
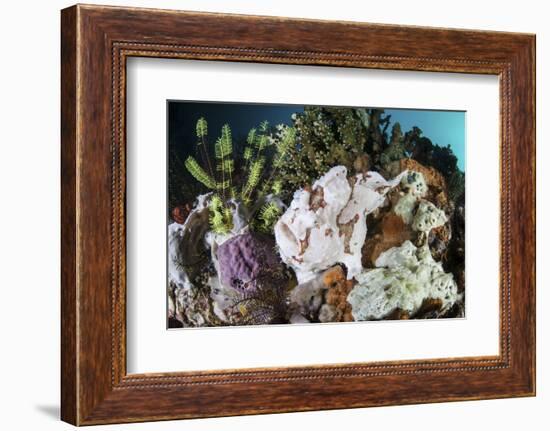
[217,232,282,293]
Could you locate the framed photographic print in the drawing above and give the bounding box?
[61,4,536,425]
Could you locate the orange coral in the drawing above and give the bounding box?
[362,213,413,266]
[323,266,354,322]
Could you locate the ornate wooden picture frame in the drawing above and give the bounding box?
[61,4,535,425]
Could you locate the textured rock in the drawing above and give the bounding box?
[167,194,229,327]
[208,274,240,323]
[172,282,222,327]
[275,165,405,283]
[348,240,459,320]
[318,304,340,323]
[288,265,348,322]
[289,270,330,322]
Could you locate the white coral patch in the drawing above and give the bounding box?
[393,193,418,225]
[394,171,428,225]
[400,170,428,197]
[347,240,458,320]
[274,166,405,283]
[412,200,447,233]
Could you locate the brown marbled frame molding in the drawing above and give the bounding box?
[61,4,535,425]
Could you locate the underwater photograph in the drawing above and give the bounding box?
[167,101,466,328]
